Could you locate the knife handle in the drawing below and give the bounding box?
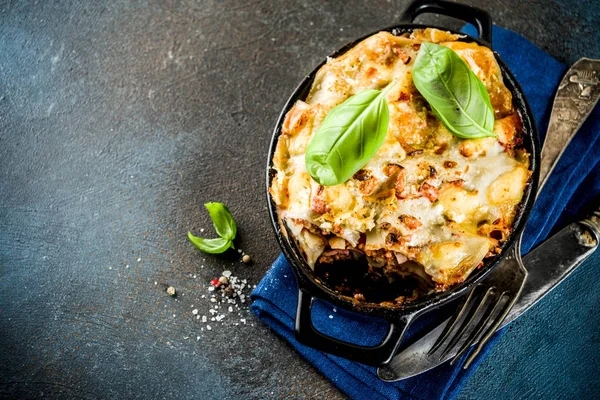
[580,207,600,242]
[502,207,599,328]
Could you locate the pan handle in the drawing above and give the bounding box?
[400,0,493,45]
[294,289,415,366]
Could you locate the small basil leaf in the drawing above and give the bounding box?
[205,202,237,241]
[305,85,392,186]
[187,233,232,254]
[413,42,496,139]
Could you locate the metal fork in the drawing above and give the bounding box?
[426,240,526,368]
[425,57,600,370]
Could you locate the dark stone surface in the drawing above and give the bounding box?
[0,1,598,399]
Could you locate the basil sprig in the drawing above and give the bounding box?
[188,202,237,254]
[305,83,396,186]
[304,42,495,187]
[412,42,495,139]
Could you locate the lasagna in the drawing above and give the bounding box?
[270,28,530,304]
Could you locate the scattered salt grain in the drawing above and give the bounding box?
[197,336,201,341]
[329,315,333,319]
[333,308,337,313]
[187,268,255,334]
[137,258,141,262]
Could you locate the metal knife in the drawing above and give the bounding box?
[378,212,599,381]
[378,57,600,381]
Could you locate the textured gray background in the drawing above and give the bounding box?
[0,0,598,399]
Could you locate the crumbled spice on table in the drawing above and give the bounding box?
[190,270,256,334]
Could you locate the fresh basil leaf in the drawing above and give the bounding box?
[305,84,394,186]
[187,202,237,254]
[187,233,233,254]
[412,42,496,139]
[204,202,237,241]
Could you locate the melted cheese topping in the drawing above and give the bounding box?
[270,29,530,288]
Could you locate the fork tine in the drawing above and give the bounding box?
[462,291,516,369]
[438,287,497,360]
[427,285,483,356]
[450,291,509,366]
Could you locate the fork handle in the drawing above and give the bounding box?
[538,58,600,194]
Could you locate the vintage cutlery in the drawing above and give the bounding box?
[378,57,600,381]
[378,210,599,381]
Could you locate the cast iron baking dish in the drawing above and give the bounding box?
[266,0,540,367]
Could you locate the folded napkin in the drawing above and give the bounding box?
[251,25,600,400]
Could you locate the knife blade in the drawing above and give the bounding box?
[378,215,599,381]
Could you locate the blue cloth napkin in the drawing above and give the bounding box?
[251,25,600,400]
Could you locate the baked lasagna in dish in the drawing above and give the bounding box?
[270,28,531,304]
